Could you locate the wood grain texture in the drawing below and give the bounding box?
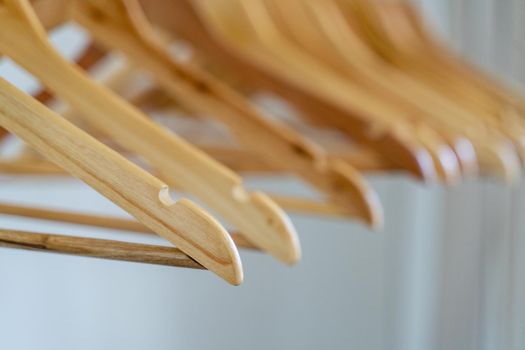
[0,75,242,285]
[0,0,300,265]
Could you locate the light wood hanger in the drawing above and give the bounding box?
[218,0,521,183]
[240,0,521,183]
[3,99,391,180]
[5,66,367,220]
[262,0,524,182]
[362,0,525,115]
[13,1,520,183]
[302,1,483,174]
[0,75,242,284]
[401,0,525,125]
[135,0,436,182]
[90,65,422,175]
[231,1,506,180]
[32,2,518,181]
[16,38,381,224]
[0,0,300,264]
[259,0,463,184]
[376,1,525,146]
[338,0,505,114]
[266,0,474,175]
[67,42,398,174]
[199,0,442,181]
[335,0,525,170]
[103,72,422,175]
[28,0,384,228]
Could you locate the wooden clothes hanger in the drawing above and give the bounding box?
[28,0,384,228]
[108,73,399,175]
[9,0,512,183]
[262,0,474,175]
[395,0,525,125]
[336,0,525,169]
[235,0,524,183]
[338,0,505,114]
[97,61,400,171]
[199,0,445,181]
[0,75,243,284]
[301,0,484,177]
[259,0,522,183]
[257,0,463,184]
[365,0,525,115]
[375,0,525,145]
[0,0,301,264]
[136,0,436,182]
[20,46,370,220]
[132,0,518,184]
[26,58,395,178]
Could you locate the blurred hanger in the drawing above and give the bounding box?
[24,55,394,183]
[335,0,525,174]
[240,0,522,183]
[85,55,424,175]
[30,0,384,227]
[258,0,463,184]
[0,0,300,264]
[136,0,436,182]
[88,61,402,175]
[199,0,441,182]
[0,75,242,284]
[10,61,363,220]
[338,0,499,111]
[359,0,525,115]
[259,0,521,182]
[392,0,525,138]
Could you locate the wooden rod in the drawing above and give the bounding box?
[0,228,205,269]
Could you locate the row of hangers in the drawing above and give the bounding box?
[0,0,523,285]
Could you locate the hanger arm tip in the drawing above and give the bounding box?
[175,198,244,285]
